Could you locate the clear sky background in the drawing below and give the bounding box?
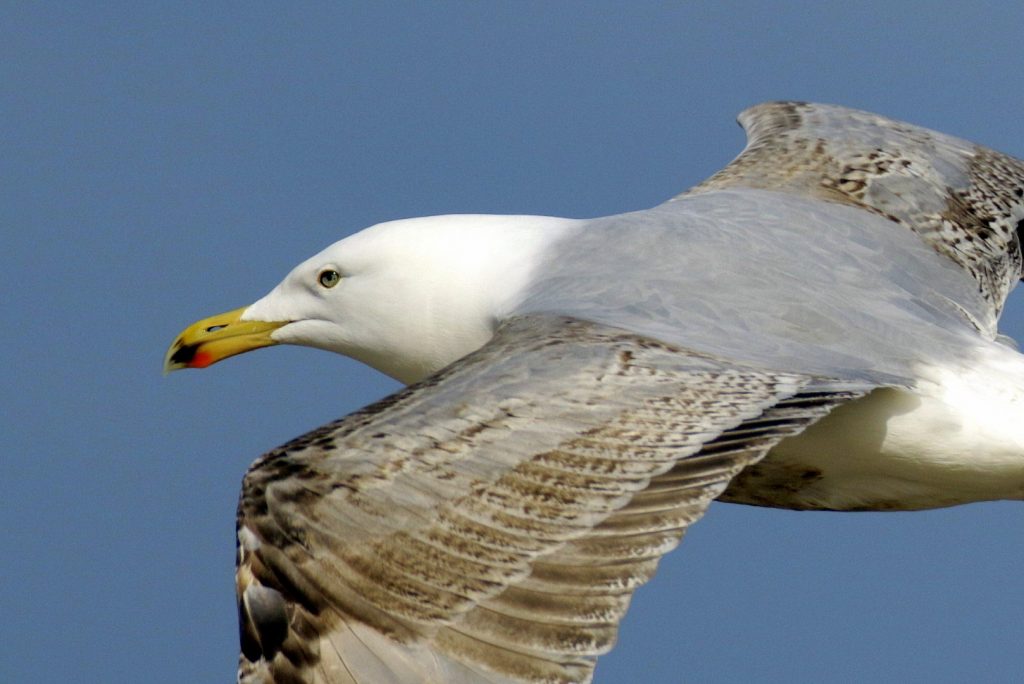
[3,3,1023,683]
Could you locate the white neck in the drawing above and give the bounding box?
[368,214,579,383]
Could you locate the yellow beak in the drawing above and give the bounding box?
[163,306,288,373]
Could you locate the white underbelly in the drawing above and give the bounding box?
[723,353,1024,511]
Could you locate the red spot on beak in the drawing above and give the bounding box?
[190,350,214,368]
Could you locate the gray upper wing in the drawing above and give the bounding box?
[519,189,993,384]
[676,101,1024,318]
[236,315,868,684]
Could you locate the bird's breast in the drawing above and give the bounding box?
[720,359,1024,511]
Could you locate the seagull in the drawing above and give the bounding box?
[165,102,1024,684]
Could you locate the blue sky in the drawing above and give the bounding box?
[3,3,1023,682]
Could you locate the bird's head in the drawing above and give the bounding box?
[164,214,572,384]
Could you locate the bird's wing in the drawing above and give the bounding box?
[676,101,1024,319]
[236,315,870,684]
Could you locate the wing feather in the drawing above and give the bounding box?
[679,101,1024,320]
[237,315,869,683]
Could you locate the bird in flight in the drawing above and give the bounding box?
[165,102,1024,684]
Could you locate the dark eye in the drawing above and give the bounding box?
[318,269,341,288]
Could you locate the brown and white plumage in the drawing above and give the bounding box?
[165,103,1024,683]
[235,317,865,683]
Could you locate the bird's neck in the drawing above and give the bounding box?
[360,214,581,385]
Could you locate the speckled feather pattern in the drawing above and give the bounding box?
[225,103,1024,683]
[682,101,1024,321]
[236,316,863,683]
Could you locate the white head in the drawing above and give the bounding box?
[165,214,575,384]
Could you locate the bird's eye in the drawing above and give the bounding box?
[318,269,341,288]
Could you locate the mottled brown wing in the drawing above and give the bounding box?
[236,315,867,684]
[678,101,1024,321]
